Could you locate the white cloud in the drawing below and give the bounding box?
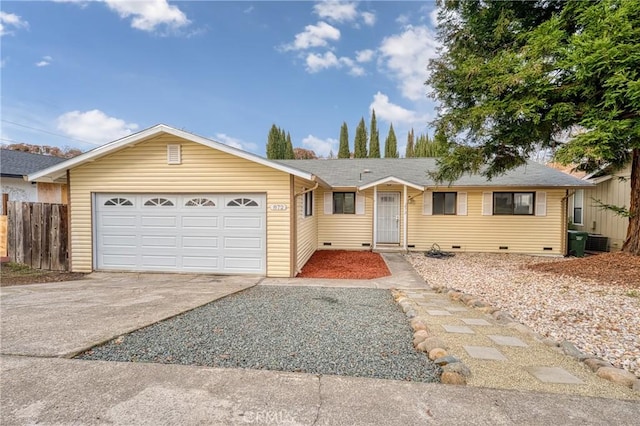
[56,110,139,144]
[355,49,374,63]
[0,11,29,37]
[395,14,410,26]
[313,1,358,23]
[369,92,427,126]
[361,11,376,26]
[306,51,340,73]
[305,51,364,76]
[35,55,53,67]
[301,135,338,158]
[429,6,440,27]
[283,21,340,51]
[214,133,258,153]
[378,25,440,101]
[243,5,255,14]
[103,0,190,32]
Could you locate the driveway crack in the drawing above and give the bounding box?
[312,374,323,425]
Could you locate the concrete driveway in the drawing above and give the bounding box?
[0,272,259,357]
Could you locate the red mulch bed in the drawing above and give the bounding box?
[528,251,640,289]
[297,250,391,279]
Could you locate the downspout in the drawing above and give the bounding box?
[294,181,319,197]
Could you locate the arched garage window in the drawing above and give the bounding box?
[144,198,174,207]
[227,198,258,207]
[104,197,133,206]
[185,198,216,207]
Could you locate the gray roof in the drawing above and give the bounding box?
[277,158,593,188]
[1,149,68,178]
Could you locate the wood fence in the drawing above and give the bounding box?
[6,201,69,271]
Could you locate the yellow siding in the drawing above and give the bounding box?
[69,134,292,277]
[572,163,631,251]
[317,188,373,249]
[408,188,565,255]
[294,177,318,272]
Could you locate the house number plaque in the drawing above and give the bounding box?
[269,204,288,211]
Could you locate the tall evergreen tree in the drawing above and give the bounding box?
[354,118,368,158]
[369,109,380,158]
[285,132,294,159]
[266,124,280,159]
[428,0,640,253]
[405,128,415,158]
[414,132,448,157]
[384,124,398,158]
[338,122,350,158]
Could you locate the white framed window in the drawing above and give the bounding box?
[573,189,584,225]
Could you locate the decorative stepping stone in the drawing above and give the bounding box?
[525,367,584,384]
[444,307,468,312]
[442,325,475,334]
[487,335,528,347]
[461,318,491,326]
[463,345,507,360]
[425,310,452,316]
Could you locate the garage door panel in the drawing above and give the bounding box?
[183,236,218,248]
[223,216,262,229]
[141,216,177,227]
[141,235,177,248]
[95,193,266,274]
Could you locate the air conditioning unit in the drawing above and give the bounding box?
[586,234,608,252]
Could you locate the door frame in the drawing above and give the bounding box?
[375,191,401,244]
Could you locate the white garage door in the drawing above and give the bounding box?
[94,193,266,274]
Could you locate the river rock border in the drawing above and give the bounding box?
[423,283,640,392]
[393,290,472,386]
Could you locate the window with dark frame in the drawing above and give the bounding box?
[433,192,457,215]
[333,192,355,214]
[493,192,534,215]
[304,191,314,217]
[573,189,583,225]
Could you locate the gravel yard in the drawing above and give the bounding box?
[406,252,640,378]
[78,286,440,382]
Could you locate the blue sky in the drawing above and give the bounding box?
[1,1,441,157]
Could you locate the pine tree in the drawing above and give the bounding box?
[405,128,415,158]
[285,132,294,159]
[354,118,368,158]
[338,122,350,158]
[384,124,398,158]
[368,109,380,158]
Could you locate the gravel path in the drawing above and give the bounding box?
[78,286,440,382]
[406,252,640,378]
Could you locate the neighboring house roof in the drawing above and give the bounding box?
[278,158,593,189]
[546,162,588,179]
[1,149,67,179]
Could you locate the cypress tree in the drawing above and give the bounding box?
[338,122,350,158]
[384,124,398,158]
[368,109,380,158]
[354,118,368,158]
[266,124,280,159]
[285,132,294,159]
[405,128,415,158]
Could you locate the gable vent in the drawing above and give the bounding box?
[167,144,181,165]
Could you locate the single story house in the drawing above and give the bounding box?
[1,149,68,215]
[28,124,592,277]
[567,161,632,251]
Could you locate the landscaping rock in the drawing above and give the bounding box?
[412,330,430,347]
[433,355,459,366]
[442,362,471,378]
[541,338,560,347]
[478,306,499,314]
[417,337,448,353]
[410,318,428,332]
[460,294,474,304]
[405,309,417,319]
[596,367,638,388]
[633,380,640,392]
[583,358,613,372]
[560,340,589,360]
[441,371,467,385]
[428,348,447,361]
[447,290,463,300]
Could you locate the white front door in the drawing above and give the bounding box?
[376,192,400,244]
